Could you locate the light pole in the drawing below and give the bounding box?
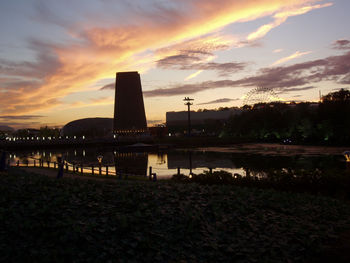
[183,97,194,137]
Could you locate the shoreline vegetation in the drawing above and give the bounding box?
[1,167,350,262]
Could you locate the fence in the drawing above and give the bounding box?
[6,157,218,181]
[8,157,159,181]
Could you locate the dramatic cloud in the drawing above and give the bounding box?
[0,0,334,117]
[143,80,238,97]
[198,98,240,105]
[155,34,247,77]
[232,51,350,88]
[145,51,350,97]
[157,52,248,77]
[332,39,350,50]
[0,40,61,79]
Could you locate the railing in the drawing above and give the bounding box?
[4,157,220,181]
[8,157,158,180]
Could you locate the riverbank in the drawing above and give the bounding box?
[1,168,349,262]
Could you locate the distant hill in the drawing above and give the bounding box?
[0,125,15,132]
[61,118,113,137]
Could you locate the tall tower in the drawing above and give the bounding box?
[113,71,147,134]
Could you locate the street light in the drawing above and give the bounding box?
[183,97,194,137]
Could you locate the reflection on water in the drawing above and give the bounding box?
[114,152,148,176]
[6,147,347,179]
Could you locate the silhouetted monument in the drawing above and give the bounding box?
[114,72,147,134]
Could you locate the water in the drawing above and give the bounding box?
[6,145,348,179]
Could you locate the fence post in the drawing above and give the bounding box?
[17,160,19,167]
[106,166,108,176]
[54,162,56,169]
[47,161,50,168]
[149,166,152,180]
[91,165,94,176]
[57,157,63,179]
[177,167,180,175]
[209,167,213,174]
[81,164,83,175]
[34,160,36,167]
[65,162,68,172]
[99,164,102,175]
[153,173,157,182]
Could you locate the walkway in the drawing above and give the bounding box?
[18,167,122,183]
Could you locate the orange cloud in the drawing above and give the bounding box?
[271,51,311,66]
[0,0,330,119]
[185,70,204,81]
[247,2,332,41]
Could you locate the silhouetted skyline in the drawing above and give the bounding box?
[113,72,147,133]
[0,0,349,129]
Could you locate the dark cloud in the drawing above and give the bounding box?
[0,39,62,114]
[143,80,236,97]
[198,98,239,105]
[0,115,45,120]
[332,39,350,50]
[0,78,41,91]
[157,53,204,68]
[275,86,316,94]
[99,83,114,90]
[145,51,350,97]
[156,50,247,77]
[0,40,61,79]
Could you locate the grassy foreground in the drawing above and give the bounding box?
[0,168,350,262]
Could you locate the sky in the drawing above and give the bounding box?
[0,0,349,129]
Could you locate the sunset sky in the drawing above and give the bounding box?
[0,0,349,129]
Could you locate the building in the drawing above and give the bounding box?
[61,118,113,137]
[114,72,147,134]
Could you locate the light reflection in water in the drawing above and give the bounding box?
[6,147,345,179]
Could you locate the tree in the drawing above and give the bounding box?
[322,88,350,102]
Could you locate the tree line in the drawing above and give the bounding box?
[223,89,350,145]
